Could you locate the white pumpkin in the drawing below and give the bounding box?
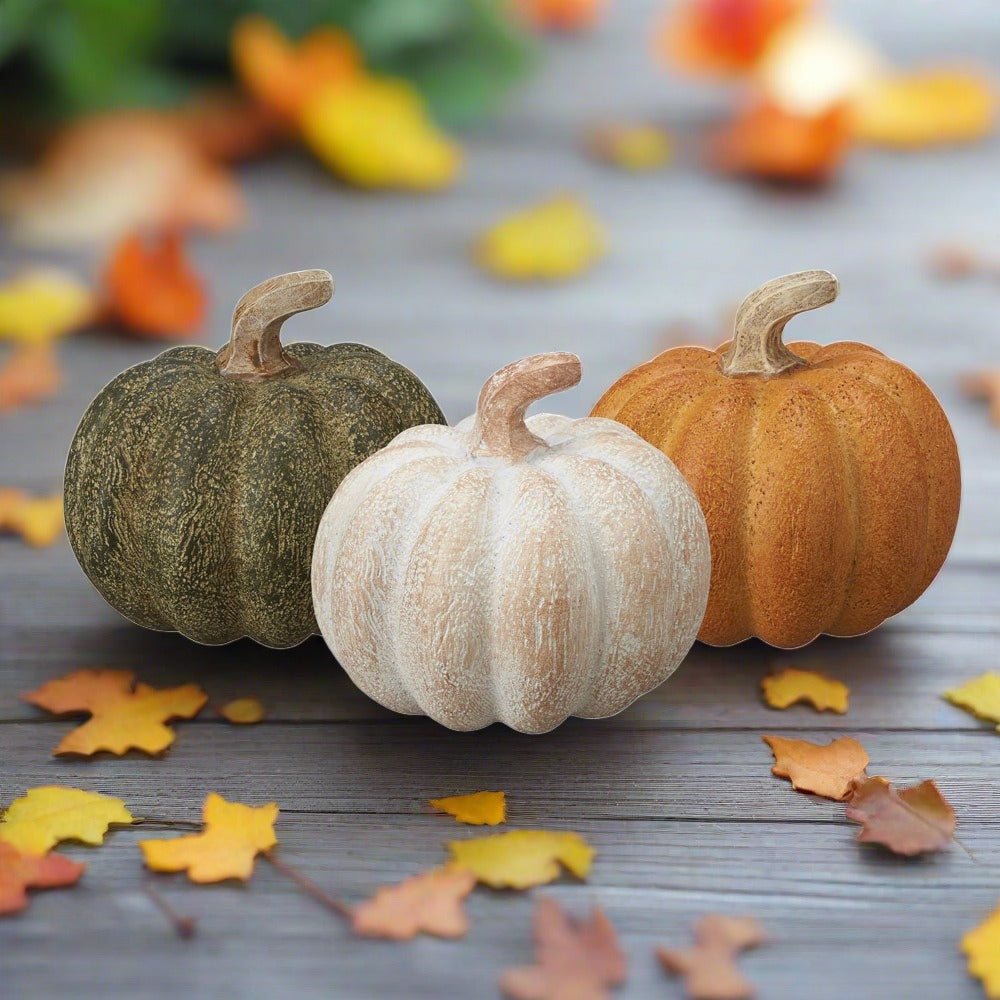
[311,353,711,733]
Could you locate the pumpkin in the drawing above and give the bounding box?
[592,270,961,649]
[64,269,445,648]
[311,352,711,733]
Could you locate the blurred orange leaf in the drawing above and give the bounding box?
[448,830,594,889]
[430,791,506,826]
[845,776,956,856]
[0,112,243,248]
[762,734,869,800]
[300,77,462,191]
[231,16,362,122]
[0,492,63,547]
[140,793,278,883]
[352,865,476,940]
[761,667,849,713]
[0,841,84,916]
[0,345,62,414]
[501,896,626,1000]
[168,91,285,163]
[0,268,96,346]
[104,230,206,339]
[218,697,266,725]
[963,905,1000,1000]
[711,96,852,182]
[657,914,768,1000]
[854,69,998,148]
[658,0,810,76]
[23,668,207,757]
[516,0,608,32]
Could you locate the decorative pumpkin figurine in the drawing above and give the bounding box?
[592,270,961,649]
[64,270,445,648]
[311,352,711,733]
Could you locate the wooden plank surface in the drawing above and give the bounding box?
[2,1,1000,998]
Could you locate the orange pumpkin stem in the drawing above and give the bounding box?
[471,353,581,461]
[217,269,334,380]
[721,270,839,377]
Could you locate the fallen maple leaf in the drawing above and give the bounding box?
[23,668,208,756]
[475,195,606,281]
[945,673,1000,727]
[103,229,207,339]
[845,776,955,856]
[231,16,362,122]
[854,68,998,148]
[961,373,1000,427]
[352,865,476,940]
[299,76,462,191]
[448,830,594,889]
[0,492,63,546]
[585,123,673,171]
[140,793,278,883]
[0,344,62,414]
[0,268,96,346]
[516,0,608,32]
[657,914,768,1000]
[430,791,506,826]
[762,734,869,800]
[963,904,1000,999]
[0,841,84,916]
[218,697,266,725]
[0,786,134,855]
[0,112,243,248]
[761,667,848,713]
[501,896,626,1000]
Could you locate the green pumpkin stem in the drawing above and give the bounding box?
[217,269,334,380]
[471,352,581,461]
[720,270,839,378]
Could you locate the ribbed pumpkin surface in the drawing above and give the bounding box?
[65,341,444,648]
[593,339,961,648]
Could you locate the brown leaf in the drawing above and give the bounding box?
[762,735,869,800]
[501,896,626,1000]
[352,866,475,940]
[845,776,956,856]
[657,914,768,1000]
[0,344,61,413]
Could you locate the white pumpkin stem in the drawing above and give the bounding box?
[720,270,839,378]
[471,353,582,461]
[217,269,334,380]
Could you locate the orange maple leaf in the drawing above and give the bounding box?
[0,841,84,916]
[515,0,607,32]
[140,793,278,883]
[762,734,869,800]
[501,896,626,1000]
[0,344,62,413]
[658,914,768,1000]
[103,229,206,339]
[845,776,956,856]
[23,668,207,756]
[352,865,476,940]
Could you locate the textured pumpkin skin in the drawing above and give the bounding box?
[592,340,961,648]
[65,341,445,648]
[312,409,711,733]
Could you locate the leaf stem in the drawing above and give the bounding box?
[144,882,197,940]
[264,851,354,920]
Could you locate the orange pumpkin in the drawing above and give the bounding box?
[592,270,961,649]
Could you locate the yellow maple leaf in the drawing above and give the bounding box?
[430,791,506,826]
[475,195,606,281]
[944,673,1000,730]
[23,668,208,756]
[299,76,462,191]
[0,786,134,855]
[0,268,95,346]
[587,123,673,171]
[447,830,594,889]
[761,667,849,713]
[218,697,266,725]
[0,494,64,547]
[963,904,1000,999]
[854,69,998,148]
[140,793,278,883]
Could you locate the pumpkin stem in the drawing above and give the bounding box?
[720,270,839,378]
[217,269,334,380]
[471,353,582,461]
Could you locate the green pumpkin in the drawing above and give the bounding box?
[64,269,445,648]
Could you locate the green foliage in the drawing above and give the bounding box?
[0,0,535,125]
